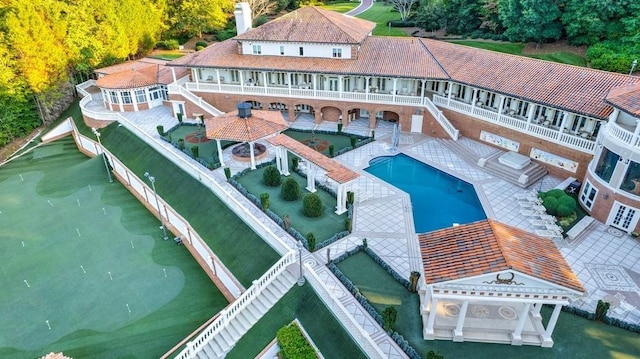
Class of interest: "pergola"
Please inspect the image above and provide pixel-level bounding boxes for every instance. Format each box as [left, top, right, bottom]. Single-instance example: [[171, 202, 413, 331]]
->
[[205, 103, 288, 169], [418, 219, 585, 347], [267, 134, 359, 214]]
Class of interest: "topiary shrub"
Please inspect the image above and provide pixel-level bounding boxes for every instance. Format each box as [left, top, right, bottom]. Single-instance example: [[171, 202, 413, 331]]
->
[[329, 144, 335, 157], [281, 178, 301, 201], [541, 189, 576, 216], [260, 192, 270, 211], [557, 195, 577, 216], [291, 156, 299, 171], [345, 218, 352, 232], [307, 232, 316, 252], [178, 138, 185, 150], [191, 145, 199, 159], [595, 299, 610, 321], [224, 167, 231, 180], [157, 39, 179, 50], [382, 306, 397, 332], [303, 193, 323, 217], [195, 46, 205, 51], [263, 165, 282, 187], [350, 135, 357, 148], [195, 40, 207, 48], [156, 125, 165, 136], [177, 112, 183, 123]]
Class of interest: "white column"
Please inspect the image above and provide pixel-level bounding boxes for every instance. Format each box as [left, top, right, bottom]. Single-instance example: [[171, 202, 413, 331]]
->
[[313, 74, 317, 97], [338, 75, 343, 98], [193, 69, 199, 83], [365, 77, 370, 100], [541, 304, 562, 347], [511, 302, 531, 345], [470, 89, 477, 111], [497, 95, 505, 117], [117, 91, 124, 112], [424, 297, 439, 339], [282, 149, 290, 176], [171, 68, 176, 82], [216, 69, 222, 91], [131, 90, 138, 111], [287, 73, 292, 95], [145, 88, 152, 108], [249, 141, 256, 169], [446, 82, 453, 106], [631, 120, 640, 145], [275, 147, 283, 173], [453, 300, 469, 342], [335, 183, 347, 214], [392, 78, 397, 102], [306, 164, 317, 192], [216, 139, 225, 167], [420, 80, 426, 102], [239, 71, 244, 93], [263, 72, 268, 91], [527, 104, 536, 123], [557, 112, 570, 140], [531, 302, 542, 318]]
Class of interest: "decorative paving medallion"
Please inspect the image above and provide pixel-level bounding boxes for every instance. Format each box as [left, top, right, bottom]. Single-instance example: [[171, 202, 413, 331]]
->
[[498, 306, 518, 320], [444, 304, 460, 317], [586, 264, 639, 292], [607, 227, 624, 237], [471, 305, 489, 319]]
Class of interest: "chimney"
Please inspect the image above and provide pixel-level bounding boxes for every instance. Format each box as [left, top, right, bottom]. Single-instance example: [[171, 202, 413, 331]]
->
[[238, 102, 252, 118], [234, 2, 252, 36]]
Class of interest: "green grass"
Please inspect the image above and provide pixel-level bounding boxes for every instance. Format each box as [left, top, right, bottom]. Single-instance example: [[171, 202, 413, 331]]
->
[[318, 1, 358, 13], [338, 252, 640, 359], [149, 52, 185, 61], [356, 3, 407, 37], [226, 284, 367, 359], [0, 138, 227, 358], [449, 40, 587, 67], [236, 167, 347, 243], [97, 123, 280, 287], [167, 124, 229, 165], [282, 129, 359, 156]]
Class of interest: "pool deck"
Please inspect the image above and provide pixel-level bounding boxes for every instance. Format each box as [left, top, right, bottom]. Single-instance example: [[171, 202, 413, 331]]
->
[[93, 102, 639, 353]]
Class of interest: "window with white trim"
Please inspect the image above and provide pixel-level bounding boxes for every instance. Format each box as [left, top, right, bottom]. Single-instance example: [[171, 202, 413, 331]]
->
[[580, 180, 598, 210], [252, 44, 261, 55], [135, 89, 146, 103], [332, 48, 342, 58], [121, 91, 132, 104], [231, 70, 239, 83], [109, 91, 118, 104]]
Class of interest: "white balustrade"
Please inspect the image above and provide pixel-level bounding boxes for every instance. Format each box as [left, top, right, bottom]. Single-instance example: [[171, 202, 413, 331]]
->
[[303, 265, 389, 359], [608, 122, 636, 146]]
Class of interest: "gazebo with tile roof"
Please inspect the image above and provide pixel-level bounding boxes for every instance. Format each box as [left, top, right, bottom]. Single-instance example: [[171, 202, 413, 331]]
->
[[418, 219, 584, 347], [267, 133, 359, 214], [205, 103, 288, 169]]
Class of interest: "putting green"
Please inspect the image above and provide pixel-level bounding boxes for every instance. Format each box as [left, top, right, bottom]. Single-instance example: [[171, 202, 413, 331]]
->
[[0, 169, 184, 351]]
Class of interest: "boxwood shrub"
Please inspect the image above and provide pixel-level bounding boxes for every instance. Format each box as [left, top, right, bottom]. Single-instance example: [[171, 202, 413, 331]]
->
[[263, 165, 282, 187], [303, 193, 323, 217], [281, 177, 301, 201]]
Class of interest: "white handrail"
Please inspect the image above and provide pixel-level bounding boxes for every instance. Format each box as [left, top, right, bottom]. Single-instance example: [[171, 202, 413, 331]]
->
[[173, 251, 296, 359], [168, 84, 223, 117], [423, 97, 459, 140]]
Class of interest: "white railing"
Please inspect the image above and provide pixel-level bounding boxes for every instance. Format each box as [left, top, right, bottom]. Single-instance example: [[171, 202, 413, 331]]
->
[[424, 97, 459, 140], [434, 95, 596, 154], [75, 80, 96, 99], [169, 85, 223, 117], [304, 265, 388, 359], [174, 251, 296, 359], [608, 122, 637, 147]]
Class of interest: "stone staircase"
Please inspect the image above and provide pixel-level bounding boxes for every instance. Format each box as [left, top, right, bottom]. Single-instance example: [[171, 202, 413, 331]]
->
[[439, 138, 548, 188], [194, 269, 297, 358]]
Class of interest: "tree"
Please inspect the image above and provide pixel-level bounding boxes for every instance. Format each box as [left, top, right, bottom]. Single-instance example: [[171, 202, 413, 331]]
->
[[390, 0, 418, 21], [415, 0, 445, 32], [177, 0, 233, 38], [441, 0, 482, 35], [245, 0, 279, 21], [478, 0, 503, 34], [499, 0, 562, 44]]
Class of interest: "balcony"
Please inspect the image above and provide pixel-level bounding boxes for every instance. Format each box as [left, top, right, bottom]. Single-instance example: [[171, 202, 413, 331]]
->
[[180, 81, 425, 107], [432, 95, 596, 154], [606, 121, 640, 149]]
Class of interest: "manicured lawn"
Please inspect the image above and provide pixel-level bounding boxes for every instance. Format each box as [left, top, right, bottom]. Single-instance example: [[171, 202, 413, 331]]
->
[[166, 124, 235, 166], [236, 167, 347, 243], [356, 3, 407, 37], [0, 138, 226, 359], [338, 252, 640, 359], [149, 52, 185, 61], [282, 129, 360, 157], [97, 123, 280, 287], [226, 284, 367, 359], [449, 40, 587, 67], [319, 1, 358, 13]]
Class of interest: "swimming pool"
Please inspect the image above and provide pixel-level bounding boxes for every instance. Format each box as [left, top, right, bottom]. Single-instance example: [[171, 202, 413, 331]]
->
[[365, 154, 486, 233]]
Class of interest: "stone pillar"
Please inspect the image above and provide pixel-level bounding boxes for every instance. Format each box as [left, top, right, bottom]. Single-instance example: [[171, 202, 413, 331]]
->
[[282, 149, 290, 175], [338, 75, 343, 98], [239, 71, 244, 93], [216, 69, 222, 91], [288, 107, 296, 122], [249, 141, 256, 169], [392, 78, 397, 102], [171, 68, 177, 83], [511, 302, 531, 345], [314, 110, 322, 124], [287, 73, 292, 96], [531, 302, 542, 318], [216, 140, 225, 167], [313, 74, 317, 97], [453, 300, 469, 342], [275, 147, 283, 173], [424, 296, 439, 339], [470, 89, 478, 111], [541, 304, 562, 347]]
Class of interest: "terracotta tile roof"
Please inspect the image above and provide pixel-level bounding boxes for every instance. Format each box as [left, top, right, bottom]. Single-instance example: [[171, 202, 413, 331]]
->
[[205, 109, 288, 142], [169, 36, 447, 79], [267, 134, 359, 184], [95, 58, 188, 89], [604, 82, 640, 117], [419, 219, 584, 293], [236, 6, 375, 44], [422, 39, 639, 119]]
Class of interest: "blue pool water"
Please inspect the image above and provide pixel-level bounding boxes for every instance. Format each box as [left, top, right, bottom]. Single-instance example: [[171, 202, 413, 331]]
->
[[365, 154, 486, 233]]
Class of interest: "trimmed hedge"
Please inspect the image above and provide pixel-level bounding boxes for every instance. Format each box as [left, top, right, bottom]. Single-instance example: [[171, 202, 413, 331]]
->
[[276, 322, 318, 359]]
